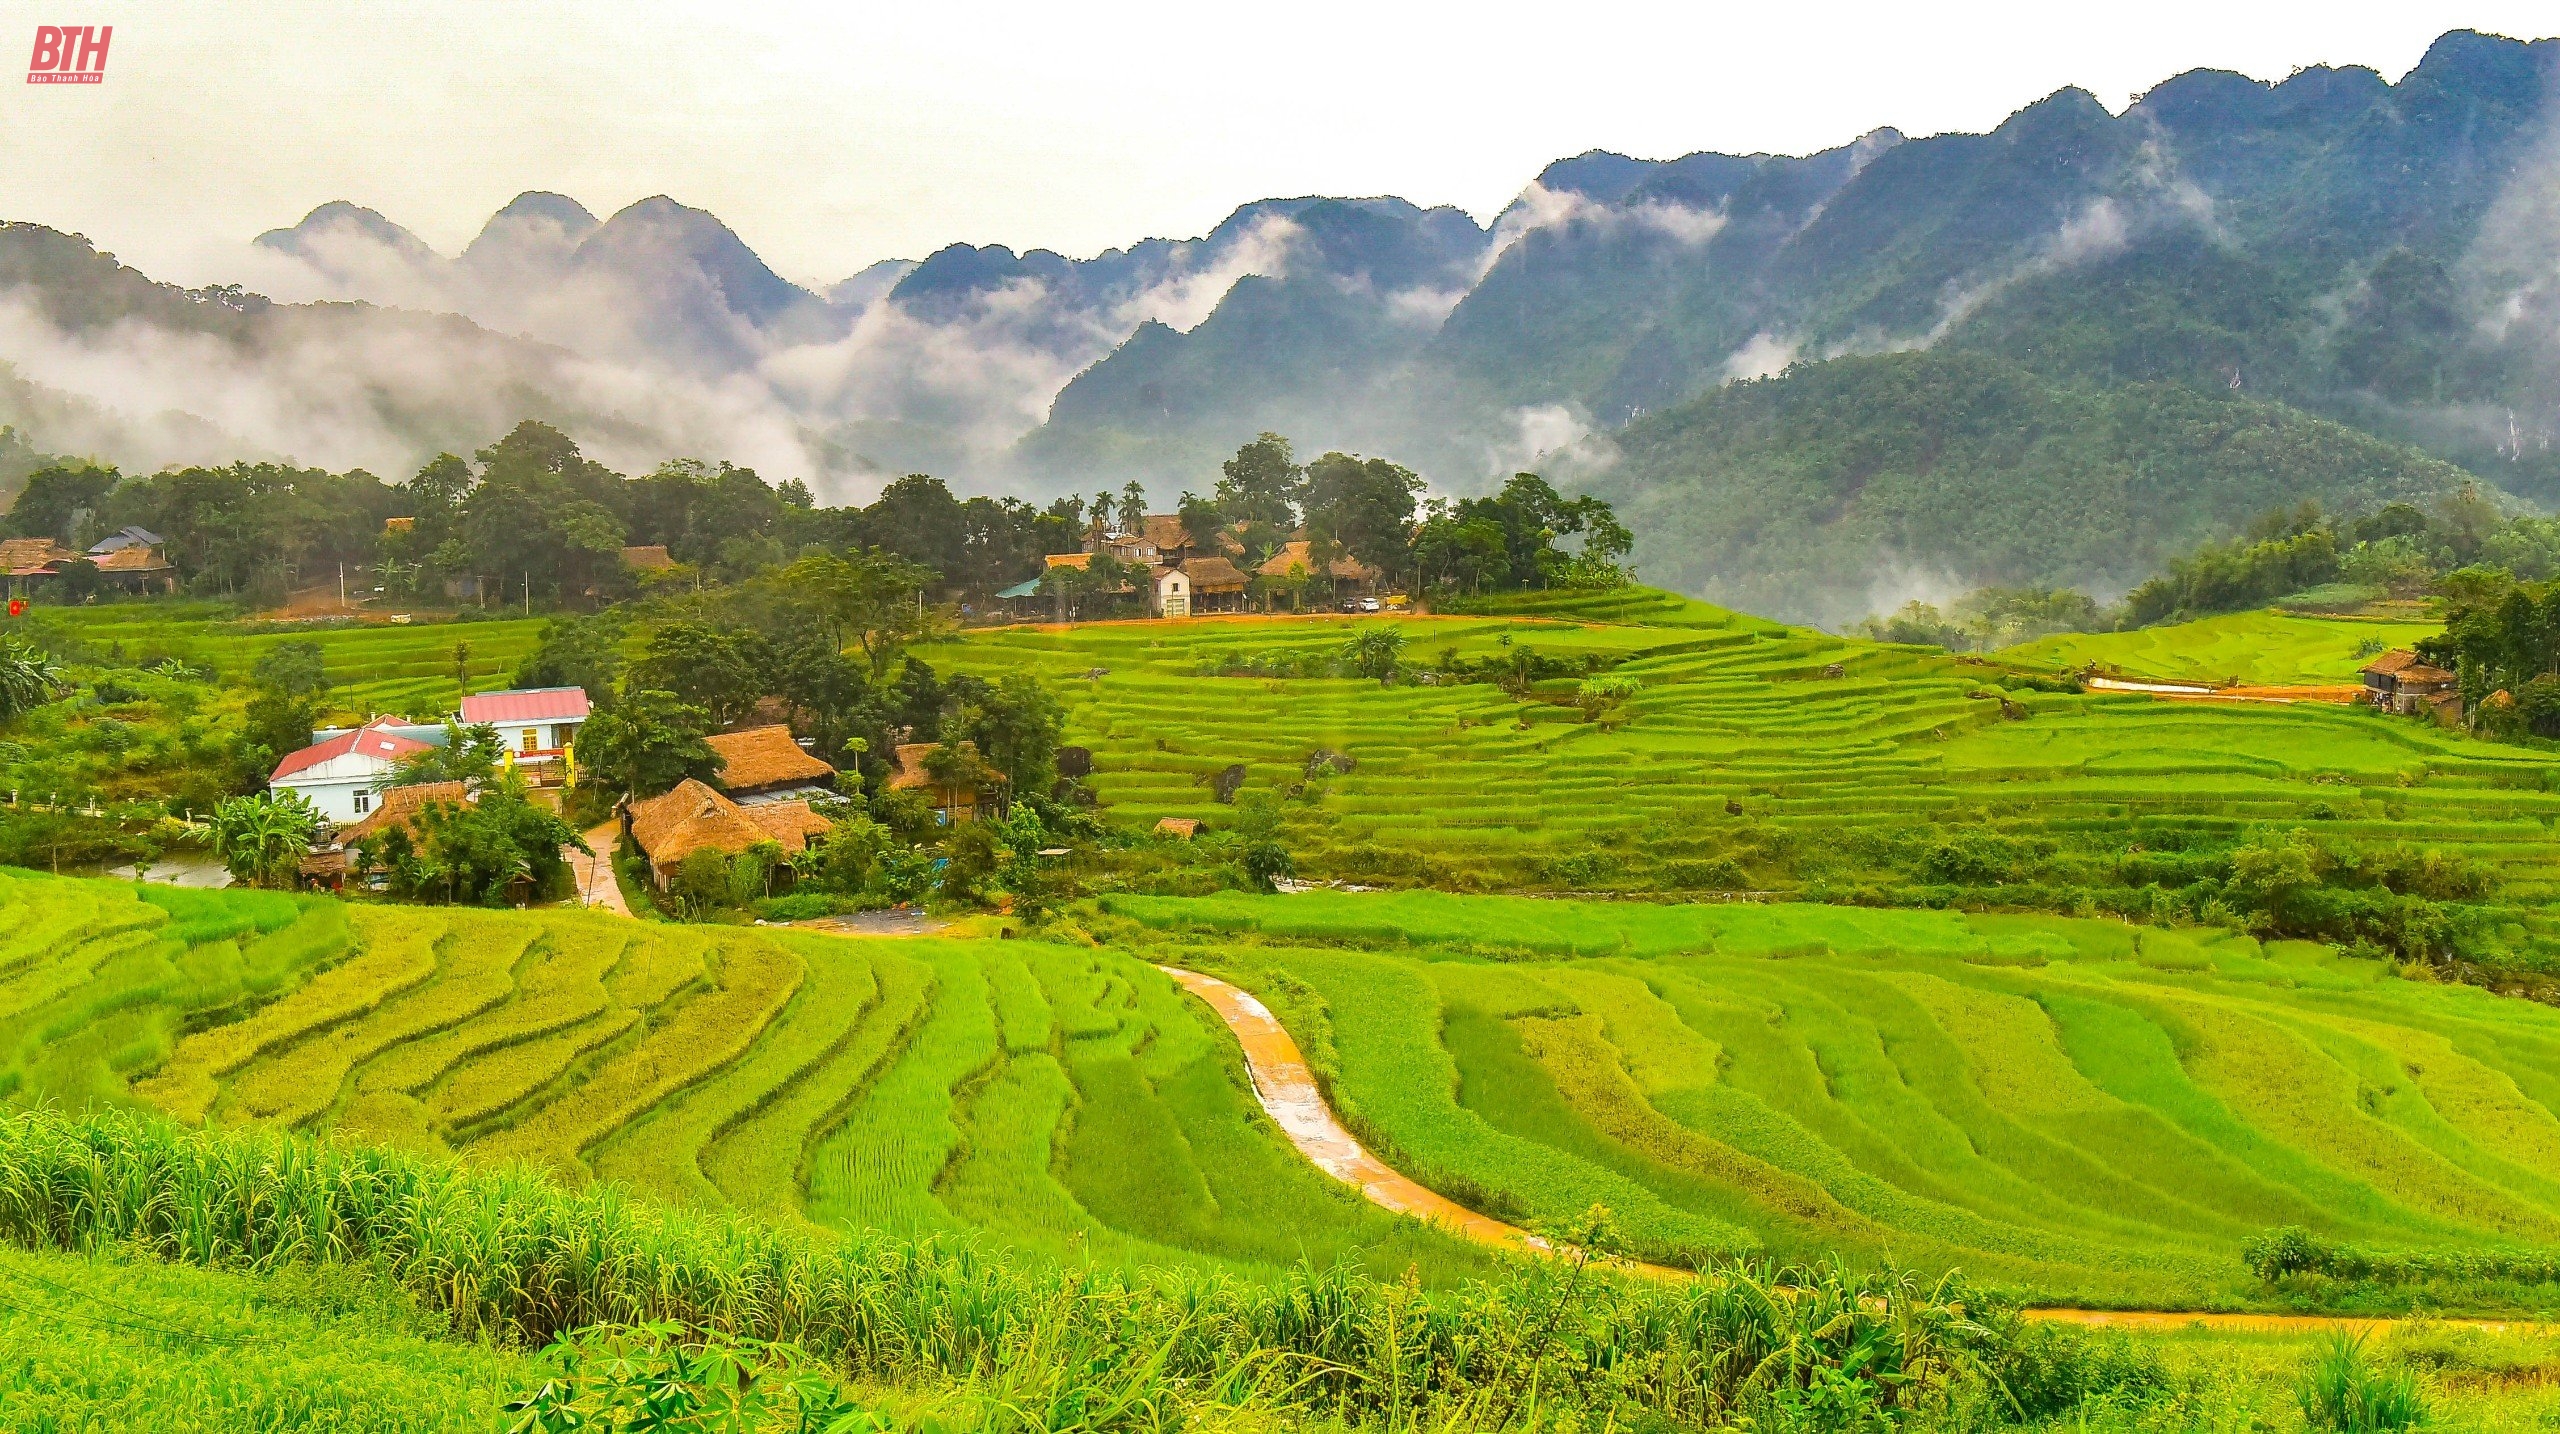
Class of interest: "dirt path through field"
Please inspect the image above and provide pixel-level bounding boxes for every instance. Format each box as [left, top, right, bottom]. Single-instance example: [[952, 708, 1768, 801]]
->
[[1157, 962, 2544, 1332], [2084, 675, 2364, 705], [568, 822, 629, 916], [1157, 965, 1565, 1258]]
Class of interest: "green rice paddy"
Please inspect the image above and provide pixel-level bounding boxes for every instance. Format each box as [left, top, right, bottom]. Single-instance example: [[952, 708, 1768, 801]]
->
[[1113, 887, 2560, 1305], [0, 869, 1491, 1285], [2002, 610, 2439, 686], [929, 597, 2560, 939], [24, 603, 546, 716]]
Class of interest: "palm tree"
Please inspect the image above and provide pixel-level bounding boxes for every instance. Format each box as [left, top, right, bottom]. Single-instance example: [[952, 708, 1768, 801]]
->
[[209, 791, 321, 888]]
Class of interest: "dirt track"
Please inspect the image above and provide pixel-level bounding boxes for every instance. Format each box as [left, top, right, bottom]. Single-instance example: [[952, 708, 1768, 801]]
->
[[1158, 962, 2542, 1333]]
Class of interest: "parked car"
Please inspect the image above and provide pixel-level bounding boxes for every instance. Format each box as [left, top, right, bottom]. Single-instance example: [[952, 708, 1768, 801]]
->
[[1359, 597, 1382, 613]]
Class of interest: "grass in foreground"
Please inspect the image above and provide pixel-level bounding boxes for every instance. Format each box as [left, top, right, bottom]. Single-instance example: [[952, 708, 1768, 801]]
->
[[0, 1105, 2131, 1433], [0, 1243, 533, 1433]]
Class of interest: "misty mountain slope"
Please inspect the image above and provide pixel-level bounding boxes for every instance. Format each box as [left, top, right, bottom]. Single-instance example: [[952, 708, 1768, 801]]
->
[[1424, 134, 1893, 422], [1030, 29, 2560, 509], [1013, 198, 1490, 483], [1575, 349, 2481, 629], [0, 222, 829, 479]]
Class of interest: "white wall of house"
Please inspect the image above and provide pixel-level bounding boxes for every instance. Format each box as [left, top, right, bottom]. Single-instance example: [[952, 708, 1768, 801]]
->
[[1153, 569, 1190, 617], [272, 753, 403, 824]]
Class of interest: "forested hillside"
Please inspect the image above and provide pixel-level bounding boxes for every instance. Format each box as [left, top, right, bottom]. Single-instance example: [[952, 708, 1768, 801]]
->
[[1580, 350, 2478, 626]]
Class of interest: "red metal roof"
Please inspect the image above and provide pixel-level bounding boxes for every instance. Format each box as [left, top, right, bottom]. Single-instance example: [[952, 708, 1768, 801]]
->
[[269, 718, 432, 782], [459, 687, 592, 724]]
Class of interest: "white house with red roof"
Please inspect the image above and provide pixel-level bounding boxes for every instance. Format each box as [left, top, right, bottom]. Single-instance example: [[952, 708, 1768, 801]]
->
[[268, 716, 435, 825], [458, 687, 591, 779]]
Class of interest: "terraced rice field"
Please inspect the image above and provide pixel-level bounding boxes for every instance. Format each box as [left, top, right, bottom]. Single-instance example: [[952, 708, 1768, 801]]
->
[[1114, 888, 2560, 1305], [2002, 610, 2440, 687], [0, 870, 1490, 1283], [27, 604, 546, 715], [933, 592, 2560, 932]]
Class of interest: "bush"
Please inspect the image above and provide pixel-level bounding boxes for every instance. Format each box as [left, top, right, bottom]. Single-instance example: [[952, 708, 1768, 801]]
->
[[750, 892, 839, 922]]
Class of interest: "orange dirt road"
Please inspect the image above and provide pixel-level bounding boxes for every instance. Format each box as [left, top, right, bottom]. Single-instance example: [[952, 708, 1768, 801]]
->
[[1159, 964, 1560, 1257], [1159, 963, 2543, 1333], [568, 821, 630, 917]]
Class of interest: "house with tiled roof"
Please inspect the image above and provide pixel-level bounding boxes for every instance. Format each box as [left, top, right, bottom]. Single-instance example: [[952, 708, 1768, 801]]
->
[[457, 687, 590, 784], [269, 716, 435, 824], [704, 725, 836, 804], [623, 777, 831, 886]]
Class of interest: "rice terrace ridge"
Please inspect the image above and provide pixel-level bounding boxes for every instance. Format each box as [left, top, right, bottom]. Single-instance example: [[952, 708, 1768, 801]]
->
[[14, 8, 2560, 1433]]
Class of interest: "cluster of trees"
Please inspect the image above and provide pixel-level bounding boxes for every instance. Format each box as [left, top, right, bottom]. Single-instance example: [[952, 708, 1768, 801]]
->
[[1858, 487, 2560, 652], [2, 421, 1089, 610], [1861, 588, 2106, 652], [4, 419, 1636, 616], [2420, 577, 2560, 739]]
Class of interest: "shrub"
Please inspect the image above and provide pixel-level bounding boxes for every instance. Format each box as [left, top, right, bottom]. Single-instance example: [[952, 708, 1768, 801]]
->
[[2297, 1334, 2429, 1432]]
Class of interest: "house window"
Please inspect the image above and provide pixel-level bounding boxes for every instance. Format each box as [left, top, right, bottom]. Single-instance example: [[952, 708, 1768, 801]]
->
[[352, 791, 371, 815], [520, 728, 538, 754]]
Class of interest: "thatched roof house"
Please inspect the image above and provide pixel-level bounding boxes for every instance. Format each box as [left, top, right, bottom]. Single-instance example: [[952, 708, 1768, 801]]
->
[[625, 778, 830, 884], [705, 725, 836, 803], [887, 741, 988, 824]]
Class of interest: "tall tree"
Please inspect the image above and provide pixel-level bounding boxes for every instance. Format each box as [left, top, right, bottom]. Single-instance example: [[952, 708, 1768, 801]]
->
[[576, 690, 719, 801], [1301, 452, 1423, 577], [241, 641, 329, 762], [1216, 433, 1304, 528]]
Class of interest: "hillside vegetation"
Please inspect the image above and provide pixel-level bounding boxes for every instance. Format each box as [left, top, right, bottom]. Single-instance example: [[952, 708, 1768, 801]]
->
[[1575, 350, 2482, 627]]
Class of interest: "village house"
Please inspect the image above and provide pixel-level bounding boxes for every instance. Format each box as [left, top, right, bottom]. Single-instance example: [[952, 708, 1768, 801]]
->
[[1255, 540, 1381, 608], [268, 716, 437, 824], [0, 537, 74, 590], [704, 724, 837, 805], [85, 527, 179, 593], [1169, 554, 1249, 614], [623, 777, 831, 887], [0, 529, 180, 595], [1149, 563, 1191, 617], [2361, 650, 2463, 722], [458, 687, 590, 785], [887, 741, 988, 824]]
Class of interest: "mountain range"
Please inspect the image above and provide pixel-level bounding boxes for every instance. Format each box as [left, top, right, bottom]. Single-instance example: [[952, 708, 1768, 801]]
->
[[0, 27, 2556, 622]]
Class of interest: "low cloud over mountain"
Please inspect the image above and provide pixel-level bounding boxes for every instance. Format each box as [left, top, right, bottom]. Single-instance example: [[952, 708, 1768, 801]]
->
[[3, 27, 2560, 614]]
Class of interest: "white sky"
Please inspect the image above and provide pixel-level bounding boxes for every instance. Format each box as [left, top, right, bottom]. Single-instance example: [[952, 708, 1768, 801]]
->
[[0, 2, 2553, 288]]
